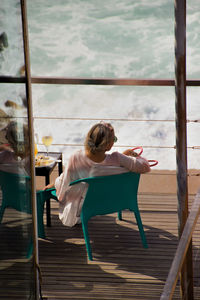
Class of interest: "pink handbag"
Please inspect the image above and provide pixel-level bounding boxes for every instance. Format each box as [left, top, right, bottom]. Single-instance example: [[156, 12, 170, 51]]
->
[[131, 146, 158, 167]]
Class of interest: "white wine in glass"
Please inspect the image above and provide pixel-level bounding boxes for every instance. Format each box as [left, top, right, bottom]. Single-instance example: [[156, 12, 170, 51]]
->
[[42, 135, 53, 157]]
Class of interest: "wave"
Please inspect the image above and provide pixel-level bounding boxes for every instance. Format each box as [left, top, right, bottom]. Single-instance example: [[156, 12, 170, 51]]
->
[[0, 0, 200, 170]]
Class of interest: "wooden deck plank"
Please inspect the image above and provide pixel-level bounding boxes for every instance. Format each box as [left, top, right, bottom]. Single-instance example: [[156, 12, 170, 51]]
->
[[37, 193, 183, 299], [1, 192, 200, 299]]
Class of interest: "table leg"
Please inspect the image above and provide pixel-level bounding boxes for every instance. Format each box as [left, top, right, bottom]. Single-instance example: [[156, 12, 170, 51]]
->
[[58, 159, 63, 175], [45, 175, 51, 227], [58, 154, 63, 175]]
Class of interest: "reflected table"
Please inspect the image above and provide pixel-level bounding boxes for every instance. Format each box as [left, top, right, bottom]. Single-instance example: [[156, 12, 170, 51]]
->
[[35, 152, 63, 226]]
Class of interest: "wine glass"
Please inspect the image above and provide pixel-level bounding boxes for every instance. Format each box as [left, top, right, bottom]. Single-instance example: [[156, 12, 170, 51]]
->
[[42, 134, 53, 158], [34, 143, 38, 156], [34, 133, 39, 156]]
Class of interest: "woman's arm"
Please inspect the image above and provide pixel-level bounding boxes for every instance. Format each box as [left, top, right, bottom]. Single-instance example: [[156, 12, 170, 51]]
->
[[118, 152, 151, 173], [43, 182, 55, 190]]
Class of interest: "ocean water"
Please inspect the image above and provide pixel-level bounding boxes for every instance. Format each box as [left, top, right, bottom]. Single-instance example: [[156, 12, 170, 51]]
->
[[0, 0, 200, 169]]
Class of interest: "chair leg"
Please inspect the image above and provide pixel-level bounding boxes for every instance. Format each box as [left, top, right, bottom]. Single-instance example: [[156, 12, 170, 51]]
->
[[134, 211, 148, 248], [0, 204, 6, 223], [26, 239, 33, 259], [81, 217, 93, 261], [36, 193, 46, 239], [118, 211, 122, 220]]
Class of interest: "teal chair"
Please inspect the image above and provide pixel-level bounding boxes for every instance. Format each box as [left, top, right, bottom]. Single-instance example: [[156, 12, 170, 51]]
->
[[0, 170, 32, 221], [70, 172, 148, 261], [36, 188, 58, 238], [0, 170, 33, 257], [0, 170, 57, 240]]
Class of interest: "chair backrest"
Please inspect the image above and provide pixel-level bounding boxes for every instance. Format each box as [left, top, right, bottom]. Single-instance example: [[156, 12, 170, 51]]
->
[[70, 172, 140, 221], [0, 170, 32, 214]]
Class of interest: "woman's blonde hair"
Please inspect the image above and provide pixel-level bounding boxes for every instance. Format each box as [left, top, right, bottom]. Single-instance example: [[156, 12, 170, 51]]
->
[[84, 122, 114, 154]]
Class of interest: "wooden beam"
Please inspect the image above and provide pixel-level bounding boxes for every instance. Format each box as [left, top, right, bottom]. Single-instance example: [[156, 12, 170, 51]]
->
[[20, 0, 39, 298], [31, 77, 175, 86], [0, 76, 26, 83], [174, 0, 194, 298], [160, 190, 200, 300], [1, 76, 200, 86]]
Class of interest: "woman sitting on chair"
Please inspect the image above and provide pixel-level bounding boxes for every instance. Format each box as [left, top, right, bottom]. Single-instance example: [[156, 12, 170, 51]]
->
[[44, 122, 150, 227]]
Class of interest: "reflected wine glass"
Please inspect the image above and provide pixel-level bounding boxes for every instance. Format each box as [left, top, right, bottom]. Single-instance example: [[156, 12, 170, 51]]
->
[[34, 133, 39, 156], [42, 134, 53, 158]]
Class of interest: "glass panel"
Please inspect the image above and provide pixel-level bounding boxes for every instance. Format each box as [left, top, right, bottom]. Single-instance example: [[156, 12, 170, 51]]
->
[[0, 89, 34, 297], [187, 87, 200, 169], [187, 122, 200, 148], [0, 0, 24, 76], [185, 87, 200, 170], [188, 147, 200, 170], [187, 0, 200, 79], [33, 84, 176, 169], [187, 87, 200, 120], [32, 85, 175, 120], [27, 0, 174, 79], [187, 123, 200, 170]]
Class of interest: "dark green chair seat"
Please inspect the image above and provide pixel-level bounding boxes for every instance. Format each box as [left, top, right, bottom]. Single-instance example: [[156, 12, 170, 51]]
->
[[36, 188, 58, 238]]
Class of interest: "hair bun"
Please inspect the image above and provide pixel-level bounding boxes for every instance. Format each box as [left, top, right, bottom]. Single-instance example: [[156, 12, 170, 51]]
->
[[87, 139, 97, 153], [85, 122, 114, 154]]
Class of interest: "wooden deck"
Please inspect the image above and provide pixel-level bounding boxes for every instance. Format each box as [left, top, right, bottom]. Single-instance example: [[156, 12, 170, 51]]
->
[[37, 192, 200, 300], [1, 192, 200, 299]]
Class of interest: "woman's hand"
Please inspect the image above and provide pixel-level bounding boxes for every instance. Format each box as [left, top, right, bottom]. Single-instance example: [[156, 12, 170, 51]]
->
[[43, 183, 55, 190], [123, 149, 139, 157]]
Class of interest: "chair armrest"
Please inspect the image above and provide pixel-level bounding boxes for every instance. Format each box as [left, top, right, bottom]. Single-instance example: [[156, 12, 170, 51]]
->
[[37, 188, 58, 201], [48, 188, 58, 200]]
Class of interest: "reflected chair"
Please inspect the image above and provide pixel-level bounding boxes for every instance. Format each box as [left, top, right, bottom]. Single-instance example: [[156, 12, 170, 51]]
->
[[70, 172, 148, 261], [0, 170, 58, 240], [0, 170, 32, 221], [0, 170, 33, 257], [36, 188, 58, 238]]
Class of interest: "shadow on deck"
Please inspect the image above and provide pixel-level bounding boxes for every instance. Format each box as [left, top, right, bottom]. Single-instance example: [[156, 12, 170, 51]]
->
[[38, 193, 200, 300]]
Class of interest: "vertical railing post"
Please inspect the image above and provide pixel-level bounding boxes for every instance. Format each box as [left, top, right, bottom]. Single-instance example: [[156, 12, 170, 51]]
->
[[21, 0, 39, 298], [174, 0, 193, 299]]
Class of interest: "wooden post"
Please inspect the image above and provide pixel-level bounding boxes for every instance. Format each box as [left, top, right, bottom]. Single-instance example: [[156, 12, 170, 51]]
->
[[161, 190, 200, 300], [21, 0, 39, 298], [174, 0, 194, 299]]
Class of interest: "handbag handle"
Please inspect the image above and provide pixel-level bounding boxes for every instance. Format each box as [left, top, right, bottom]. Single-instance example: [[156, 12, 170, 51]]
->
[[131, 147, 158, 167], [148, 160, 158, 167], [131, 146, 143, 156]]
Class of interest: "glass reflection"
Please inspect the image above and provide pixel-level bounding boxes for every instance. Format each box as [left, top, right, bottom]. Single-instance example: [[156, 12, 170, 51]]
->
[[0, 84, 29, 176], [0, 0, 24, 76], [32, 84, 176, 170], [0, 121, 30, 174], [27, 0, 174, 78], [0, 84, 34, 298]]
